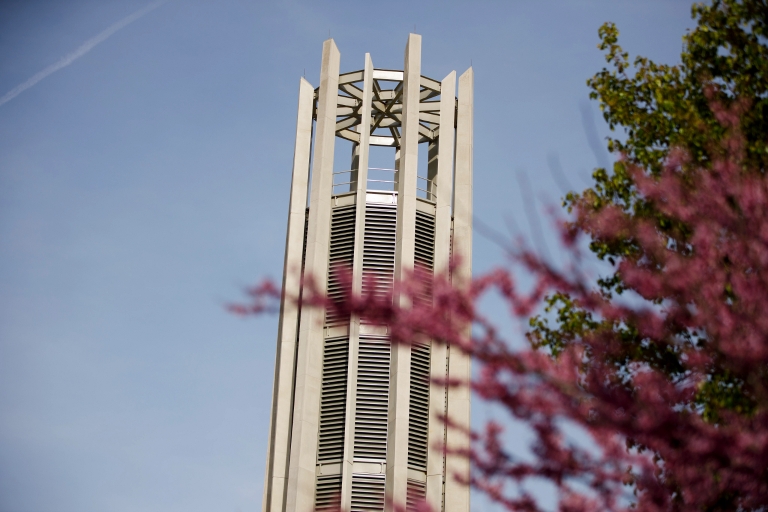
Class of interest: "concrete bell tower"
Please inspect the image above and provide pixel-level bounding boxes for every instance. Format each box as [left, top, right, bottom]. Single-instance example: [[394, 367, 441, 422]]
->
[[262, 34, 473, 512]]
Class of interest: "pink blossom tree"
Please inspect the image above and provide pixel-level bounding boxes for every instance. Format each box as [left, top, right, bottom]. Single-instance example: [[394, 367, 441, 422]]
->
[[233, 100, 768, 510]]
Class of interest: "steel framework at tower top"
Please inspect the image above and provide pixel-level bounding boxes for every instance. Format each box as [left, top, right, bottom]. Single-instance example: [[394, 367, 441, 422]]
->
[[262, 34, 473, 512]]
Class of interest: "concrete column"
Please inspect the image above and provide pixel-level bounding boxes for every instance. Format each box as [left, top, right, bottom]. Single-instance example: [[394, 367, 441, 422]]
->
[[262, 76, 315, 512], [445, 67, 473, 512], [340, 53, 374, 511], [386, 33, 421, 511], [427, 141, 438, 201], [285, 39, 340, 512], [350, 143, 360, 193], [425, 71, 456, 512]]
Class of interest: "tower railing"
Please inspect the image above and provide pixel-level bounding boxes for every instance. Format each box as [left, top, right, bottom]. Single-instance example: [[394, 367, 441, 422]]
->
[[332, 168, 436, 202]]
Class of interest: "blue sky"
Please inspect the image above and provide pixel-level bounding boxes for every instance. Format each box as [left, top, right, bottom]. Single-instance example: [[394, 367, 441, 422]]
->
[[0, 1, 694, 511]]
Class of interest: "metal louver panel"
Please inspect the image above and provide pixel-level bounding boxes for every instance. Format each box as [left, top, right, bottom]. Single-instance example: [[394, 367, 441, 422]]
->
[[317, 337, 350, 463], [409, 210, 435, 471], [351, 474, 386, 512], [354, 337, 391, 461], [362, 202, 397, 304], [350, 199, 396, 511], [406, 479, 427, 512], [408, 341, 430, 470], [326, 204, 356, 325], [315, 474, 342, 512], [414, 210, 435, 305]]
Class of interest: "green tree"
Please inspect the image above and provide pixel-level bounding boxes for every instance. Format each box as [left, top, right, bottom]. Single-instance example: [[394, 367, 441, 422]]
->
[[531, 0, 768, 422]]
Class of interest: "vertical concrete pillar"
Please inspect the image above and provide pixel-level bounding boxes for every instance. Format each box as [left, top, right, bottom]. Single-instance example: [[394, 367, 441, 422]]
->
[[263, 76, 315, 512], [285, 39, 340, 512], [445, 67, 473, 512], [350, 143, 361, 193], [427, 141, 438, 201], [425, 71, 456, 512], [340, 53, 374, 510], [386, 33, 421, 510]]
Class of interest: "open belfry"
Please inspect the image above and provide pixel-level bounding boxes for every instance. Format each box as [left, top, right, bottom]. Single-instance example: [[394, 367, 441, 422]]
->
[[262, 34, 473, 512]]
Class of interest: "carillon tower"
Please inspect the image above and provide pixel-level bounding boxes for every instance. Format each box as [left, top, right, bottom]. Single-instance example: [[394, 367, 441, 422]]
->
[[262, 34, 473, 512]]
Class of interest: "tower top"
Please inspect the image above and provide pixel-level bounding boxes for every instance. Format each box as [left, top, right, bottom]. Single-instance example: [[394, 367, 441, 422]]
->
[[317, 65, 445, 148], [312, 34, 468, 150]]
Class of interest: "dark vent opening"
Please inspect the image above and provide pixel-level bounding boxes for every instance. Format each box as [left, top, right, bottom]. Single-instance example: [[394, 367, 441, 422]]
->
[[326, 205, 356, 325], [406, 479, 427, 512], [414, 210, 435, 305], [354, 337, 390, 462], [408, 341, 430, 471], [317, 337, 350, 463], [362, 202, 397, 309], [351, 474, 386, 512], [315, 474, 342, 512]]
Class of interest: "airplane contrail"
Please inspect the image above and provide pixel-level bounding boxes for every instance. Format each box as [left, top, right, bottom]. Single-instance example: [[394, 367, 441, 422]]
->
[[0, 0, 167, 108]]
